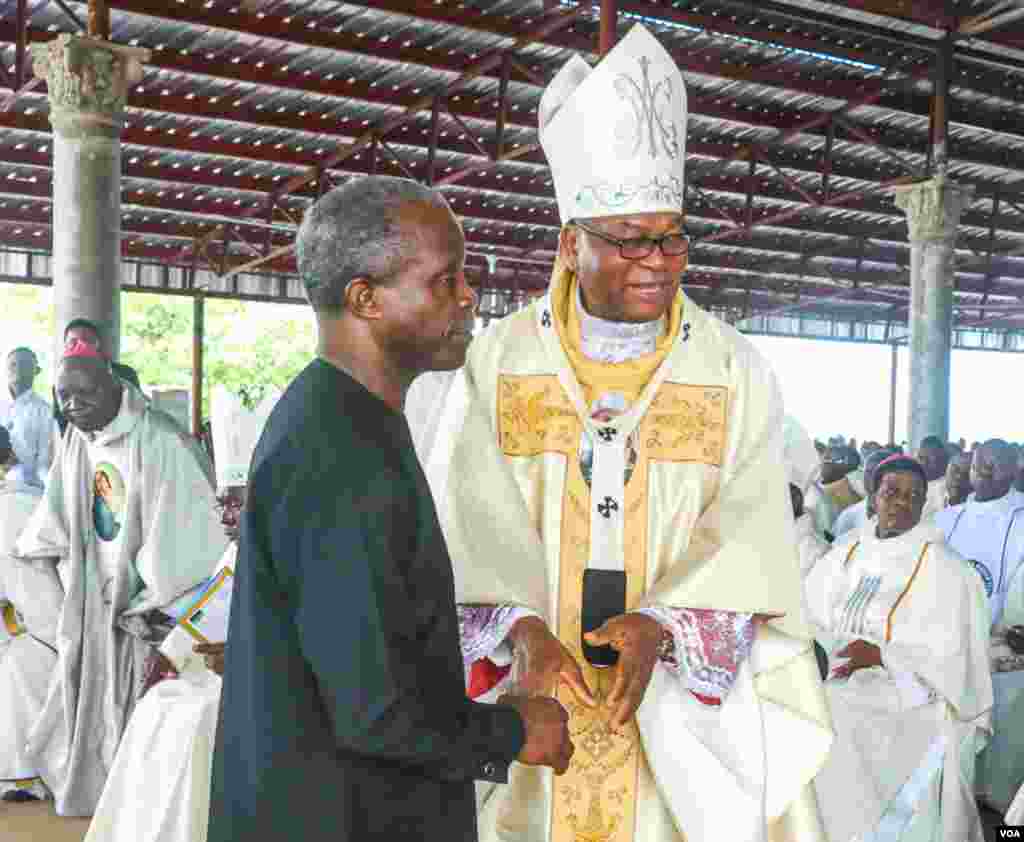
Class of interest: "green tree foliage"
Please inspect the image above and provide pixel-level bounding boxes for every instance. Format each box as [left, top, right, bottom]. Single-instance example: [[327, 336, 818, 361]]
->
[[0, 283, 315, 420], [120, 293, 315, 418]]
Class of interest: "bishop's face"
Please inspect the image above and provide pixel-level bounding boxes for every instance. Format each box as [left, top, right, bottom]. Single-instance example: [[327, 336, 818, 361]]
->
[[563, 212, 689, 324], [56, 358, 122, 432], [874, 471, 925, 539]]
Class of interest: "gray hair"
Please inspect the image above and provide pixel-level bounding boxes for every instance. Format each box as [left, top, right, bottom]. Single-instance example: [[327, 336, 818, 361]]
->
[[296, 176, 449, 315]]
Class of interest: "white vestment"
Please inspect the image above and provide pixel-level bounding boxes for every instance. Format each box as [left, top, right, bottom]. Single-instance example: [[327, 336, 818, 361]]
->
[[1007, 782, 1024, 825], [84, 541, 238, 842], [936, 493, 1024, 813], [935, 492, 1024, 629], [0, 480, 61, 798], [923, 477, 949, 521], [413, 287, 832, 842], [794, 512, 829, 578], [805, 520, 993, 842], [13, 386, 227, 816], [833, 499, 869, 540]]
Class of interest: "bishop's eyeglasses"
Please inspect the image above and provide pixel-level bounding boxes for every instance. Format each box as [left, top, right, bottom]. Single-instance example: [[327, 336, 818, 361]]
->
[[573, 221, 691, 261]]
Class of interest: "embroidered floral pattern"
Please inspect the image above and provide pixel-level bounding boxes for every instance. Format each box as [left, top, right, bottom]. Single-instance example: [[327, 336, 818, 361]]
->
[[638, 605, 755, 701], [456, 603, 537, 671]]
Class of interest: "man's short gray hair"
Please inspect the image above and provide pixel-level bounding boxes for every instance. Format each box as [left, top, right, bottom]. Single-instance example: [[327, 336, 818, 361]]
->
[[296, 176, 449, 315]]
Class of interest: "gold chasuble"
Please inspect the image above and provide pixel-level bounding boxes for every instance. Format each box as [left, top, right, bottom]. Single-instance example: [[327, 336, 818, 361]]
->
[[415, 266, 833, 842], [499, 269, 727, 842]]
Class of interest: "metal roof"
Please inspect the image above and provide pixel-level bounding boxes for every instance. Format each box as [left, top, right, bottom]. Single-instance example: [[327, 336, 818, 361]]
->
[[1, 0, 1024, 335]]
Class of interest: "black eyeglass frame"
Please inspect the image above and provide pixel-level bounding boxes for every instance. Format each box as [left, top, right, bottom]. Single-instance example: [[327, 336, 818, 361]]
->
[[573, 221, 691, 261]]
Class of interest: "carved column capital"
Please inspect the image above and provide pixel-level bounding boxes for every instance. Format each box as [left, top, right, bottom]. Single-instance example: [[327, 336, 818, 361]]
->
[[892, 175, 975, 244], [31, 34, 150, 139]]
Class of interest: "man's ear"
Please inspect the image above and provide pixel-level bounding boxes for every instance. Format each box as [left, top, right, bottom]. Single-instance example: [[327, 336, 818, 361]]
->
[[343, 278, 382, 320], [559, 225, 579, 272]]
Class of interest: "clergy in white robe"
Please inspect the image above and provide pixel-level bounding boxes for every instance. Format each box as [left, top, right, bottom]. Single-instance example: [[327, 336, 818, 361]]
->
[[410, 24, 831, 842], [944, 450, 973, 509], [832, 448, 899, 541], [0, 450, 61, 802], [936, 440, 1024, 629], [82, 386, 278, 842], [935, 439, 1024, 813], [806, 455, 993, 842], [11, 342, 227, 816]]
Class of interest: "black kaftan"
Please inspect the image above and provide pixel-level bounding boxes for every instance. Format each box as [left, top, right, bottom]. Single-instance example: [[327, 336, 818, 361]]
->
[[208, 359, 524, 842]]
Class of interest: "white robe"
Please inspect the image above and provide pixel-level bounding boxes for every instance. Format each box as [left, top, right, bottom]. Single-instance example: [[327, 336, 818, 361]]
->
[[936, 492, 1024, 814], [805, 520, 993, 842], [0, 480, 61, 797], [84, 541, 238, 842], [922, 477, 948, 522], [832, 499, 869, 541], [793, 512, 829, 578], [12, 386, 228, 816], [1007, 782, 1024, 825], [935, 492, 1024, 630], [413, 289, 832, 842]]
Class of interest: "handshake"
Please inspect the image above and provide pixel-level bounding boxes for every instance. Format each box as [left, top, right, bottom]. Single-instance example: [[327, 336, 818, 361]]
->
[[493, 613, 664, 775]]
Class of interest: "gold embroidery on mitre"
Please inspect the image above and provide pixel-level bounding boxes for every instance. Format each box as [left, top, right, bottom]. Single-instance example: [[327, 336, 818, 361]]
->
[[497, 375, 730, 842]]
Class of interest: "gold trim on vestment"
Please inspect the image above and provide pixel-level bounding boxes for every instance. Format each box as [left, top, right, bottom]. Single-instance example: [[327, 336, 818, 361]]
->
[[885, 543, 929, 644], [499, 375, 727, 842]]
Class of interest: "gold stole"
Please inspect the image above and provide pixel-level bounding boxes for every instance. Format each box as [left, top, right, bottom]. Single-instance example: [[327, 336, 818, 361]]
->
[[496, 271, 728, 842]]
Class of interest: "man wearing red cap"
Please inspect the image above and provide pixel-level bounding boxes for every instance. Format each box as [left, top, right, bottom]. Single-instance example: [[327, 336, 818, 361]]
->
[[805, 455, 993, 842], [5, 339, 227, 815]]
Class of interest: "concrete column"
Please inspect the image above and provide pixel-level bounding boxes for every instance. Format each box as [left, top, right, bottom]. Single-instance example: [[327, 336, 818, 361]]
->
[[31, 34, 148, 362], [893, 174, 973, 448]]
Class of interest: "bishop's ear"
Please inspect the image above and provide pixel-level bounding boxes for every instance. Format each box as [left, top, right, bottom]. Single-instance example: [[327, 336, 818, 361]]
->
[[558, 226, 579, 273], [343, 277, 382, 320]]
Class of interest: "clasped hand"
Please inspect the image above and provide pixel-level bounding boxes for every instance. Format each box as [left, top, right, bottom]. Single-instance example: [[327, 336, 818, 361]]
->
[[510, 613, 663, 732], [830, 639, 883, 679]]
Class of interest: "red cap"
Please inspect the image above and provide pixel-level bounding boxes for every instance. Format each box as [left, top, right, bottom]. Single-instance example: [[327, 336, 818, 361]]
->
[[62, 337, 107, 361]]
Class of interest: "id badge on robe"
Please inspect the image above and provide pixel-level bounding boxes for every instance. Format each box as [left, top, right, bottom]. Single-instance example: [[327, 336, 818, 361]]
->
[[582, 427, 628, 667]]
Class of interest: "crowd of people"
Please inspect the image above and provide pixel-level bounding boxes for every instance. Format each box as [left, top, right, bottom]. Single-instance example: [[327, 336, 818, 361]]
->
[[0, 20, 1021, 842]]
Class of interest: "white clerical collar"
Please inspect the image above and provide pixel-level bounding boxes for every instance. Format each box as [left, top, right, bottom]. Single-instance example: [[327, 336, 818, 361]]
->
[[576, 281, 666, 364], [858, 517, 943, 554], [85, 383, 146, 446]]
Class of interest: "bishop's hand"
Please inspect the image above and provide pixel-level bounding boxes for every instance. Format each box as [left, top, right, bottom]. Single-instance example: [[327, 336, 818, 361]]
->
[[508, 616, 595, 707], [584, 613, 663, 731]]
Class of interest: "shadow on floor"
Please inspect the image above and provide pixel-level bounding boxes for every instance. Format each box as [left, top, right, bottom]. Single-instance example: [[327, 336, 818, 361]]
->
[[0, 799, 90, 842]]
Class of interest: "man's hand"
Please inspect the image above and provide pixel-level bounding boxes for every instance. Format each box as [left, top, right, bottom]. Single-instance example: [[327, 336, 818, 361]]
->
[[194, 642, 226, 676], [498, 694, 575, 775], [584, 613, 663, 731], [508, 616, 595, 707], [831, 639, 883, 679]]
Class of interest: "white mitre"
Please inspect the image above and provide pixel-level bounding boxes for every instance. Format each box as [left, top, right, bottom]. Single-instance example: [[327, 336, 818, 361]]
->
[[539, 23, 687, 223], [211, 386, 280, 489]]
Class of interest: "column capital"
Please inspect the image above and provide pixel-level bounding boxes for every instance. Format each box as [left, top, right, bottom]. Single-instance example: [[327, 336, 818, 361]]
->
[[31, 34, 150, 139], [892, 174, 975, 243]]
